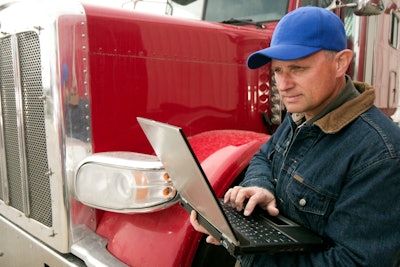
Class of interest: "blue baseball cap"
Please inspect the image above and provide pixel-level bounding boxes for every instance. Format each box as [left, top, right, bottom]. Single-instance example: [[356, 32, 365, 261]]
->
[[247, 6, 347, 69]]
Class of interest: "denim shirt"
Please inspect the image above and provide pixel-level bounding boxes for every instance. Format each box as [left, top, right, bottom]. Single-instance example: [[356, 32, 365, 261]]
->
[[240, 81, 400, 267]]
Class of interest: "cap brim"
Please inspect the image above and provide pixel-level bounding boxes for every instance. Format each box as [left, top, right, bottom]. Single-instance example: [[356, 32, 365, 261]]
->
[[247, 45, 322, 69]]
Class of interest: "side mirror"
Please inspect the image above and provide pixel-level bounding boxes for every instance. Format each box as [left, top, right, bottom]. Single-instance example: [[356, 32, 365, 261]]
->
[[326, 0, 385, 16], [171, 0, 196, 5], [0, 1, 18, 11], [353, 0, 385, 16]]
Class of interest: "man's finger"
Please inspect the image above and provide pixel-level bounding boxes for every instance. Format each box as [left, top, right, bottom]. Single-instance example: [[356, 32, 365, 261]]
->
[[243, 195, 258, 216], [190, 211, 220, 245]]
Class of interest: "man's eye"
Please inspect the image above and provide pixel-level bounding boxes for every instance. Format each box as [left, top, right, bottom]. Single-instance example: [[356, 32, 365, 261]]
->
[[292, 66, 305, 72], [273, 68, 282, 74]]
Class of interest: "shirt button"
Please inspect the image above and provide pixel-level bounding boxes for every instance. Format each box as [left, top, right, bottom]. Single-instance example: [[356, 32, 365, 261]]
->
[[299, 198, 307, 207]]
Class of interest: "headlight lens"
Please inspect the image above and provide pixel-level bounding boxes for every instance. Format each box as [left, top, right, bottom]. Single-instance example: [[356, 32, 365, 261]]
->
[[74, 152, 178, 213]]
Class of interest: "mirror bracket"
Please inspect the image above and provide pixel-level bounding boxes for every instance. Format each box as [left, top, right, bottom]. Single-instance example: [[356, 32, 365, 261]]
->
[[326, 0, 385, 16]]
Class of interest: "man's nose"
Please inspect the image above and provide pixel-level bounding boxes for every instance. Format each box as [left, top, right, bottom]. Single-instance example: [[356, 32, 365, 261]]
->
[[275, 72, 294, 91]]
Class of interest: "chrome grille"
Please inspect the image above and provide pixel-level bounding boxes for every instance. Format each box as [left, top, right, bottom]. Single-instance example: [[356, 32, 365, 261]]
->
[[0, 31, 52, 227]]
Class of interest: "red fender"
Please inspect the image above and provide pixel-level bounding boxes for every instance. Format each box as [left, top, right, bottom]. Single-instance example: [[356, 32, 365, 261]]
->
[[188, 130, 270, 196], [96, 130, 270, 267]]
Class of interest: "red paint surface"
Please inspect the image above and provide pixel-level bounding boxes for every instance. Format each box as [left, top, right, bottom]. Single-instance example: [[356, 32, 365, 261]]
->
[[77, 3, 276, 266], [82, 4, 275, 154]]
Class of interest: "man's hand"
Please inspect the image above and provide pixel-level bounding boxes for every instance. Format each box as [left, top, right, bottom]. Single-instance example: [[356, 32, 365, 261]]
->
[[224, 186, 279, 216], [190, 210, 221, 245], [189, 186, 279, 245]]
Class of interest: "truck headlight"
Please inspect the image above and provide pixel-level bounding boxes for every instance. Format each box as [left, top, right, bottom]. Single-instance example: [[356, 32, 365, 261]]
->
[[74, 152, 178, 213]]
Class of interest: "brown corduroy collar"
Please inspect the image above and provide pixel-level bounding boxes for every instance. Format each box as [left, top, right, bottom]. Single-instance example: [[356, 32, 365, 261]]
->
[[313, 82, 375, 133]]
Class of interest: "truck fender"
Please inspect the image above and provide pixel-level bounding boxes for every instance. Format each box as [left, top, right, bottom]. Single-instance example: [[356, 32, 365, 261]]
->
[[95, 130, 270, 267], [188, 130, 270, 196]]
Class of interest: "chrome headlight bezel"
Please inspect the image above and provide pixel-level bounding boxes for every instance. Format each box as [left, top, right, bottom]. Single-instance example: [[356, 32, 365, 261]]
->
[[74, 152, 179, 213]]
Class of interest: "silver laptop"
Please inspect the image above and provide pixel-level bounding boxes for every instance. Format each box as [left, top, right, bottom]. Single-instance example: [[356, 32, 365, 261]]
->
[[137, 117, 328, 255]]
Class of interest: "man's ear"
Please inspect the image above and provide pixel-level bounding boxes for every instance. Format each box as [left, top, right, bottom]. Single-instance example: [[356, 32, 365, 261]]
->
[[335, 49, 353, 77]]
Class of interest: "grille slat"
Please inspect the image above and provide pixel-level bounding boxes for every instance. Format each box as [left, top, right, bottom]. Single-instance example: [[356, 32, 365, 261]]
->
[[0, 31, 52, 227]]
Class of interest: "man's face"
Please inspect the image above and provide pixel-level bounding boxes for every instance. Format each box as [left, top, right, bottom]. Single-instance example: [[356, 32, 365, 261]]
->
[[271, 50, 344, 120]]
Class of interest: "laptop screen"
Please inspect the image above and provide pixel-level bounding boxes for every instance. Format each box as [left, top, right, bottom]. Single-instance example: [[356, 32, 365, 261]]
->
[[137, 117, 238, 244]]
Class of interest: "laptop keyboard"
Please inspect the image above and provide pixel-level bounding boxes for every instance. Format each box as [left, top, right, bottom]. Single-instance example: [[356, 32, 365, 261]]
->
[[220, 201, 294, 244]]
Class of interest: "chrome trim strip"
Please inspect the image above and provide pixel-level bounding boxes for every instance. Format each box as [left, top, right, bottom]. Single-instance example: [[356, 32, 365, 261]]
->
[[10, 34, 30, 217], [71, 226, 129, 267], [0, 64, 9, 204]]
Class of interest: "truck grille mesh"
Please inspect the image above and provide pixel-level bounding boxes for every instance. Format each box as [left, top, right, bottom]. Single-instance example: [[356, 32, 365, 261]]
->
[[0, 31, 52, 227]]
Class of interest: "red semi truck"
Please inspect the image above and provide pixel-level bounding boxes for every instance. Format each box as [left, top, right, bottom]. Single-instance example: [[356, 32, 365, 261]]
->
[[0, 0, 398, 266]]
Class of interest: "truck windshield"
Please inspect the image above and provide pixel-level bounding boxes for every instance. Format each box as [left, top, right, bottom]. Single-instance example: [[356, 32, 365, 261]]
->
[[205, 0, 288, 22], [170, 0, 288, 23]]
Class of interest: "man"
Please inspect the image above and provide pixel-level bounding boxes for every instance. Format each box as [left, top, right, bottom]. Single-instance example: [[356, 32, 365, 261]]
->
[[190, 6, 400, 267]]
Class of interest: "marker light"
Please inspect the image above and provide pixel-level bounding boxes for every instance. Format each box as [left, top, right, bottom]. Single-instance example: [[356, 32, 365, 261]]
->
[[74, 152, 178, 213], [270, 74, 283, 125]]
